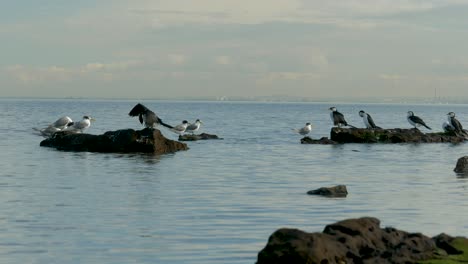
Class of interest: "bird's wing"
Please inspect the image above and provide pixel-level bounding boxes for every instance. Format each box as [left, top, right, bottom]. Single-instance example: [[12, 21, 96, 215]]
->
[[334, 112, 346, 123], [129, 103, 149, 116], [452, 118, 463, 131], [409, 115, 426, 125], [367, 114, 377, 128], [186, 123, 197, 130]]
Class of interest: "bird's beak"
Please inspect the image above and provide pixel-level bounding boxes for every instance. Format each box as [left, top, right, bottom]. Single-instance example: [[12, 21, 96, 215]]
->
[[91, 118, 96, 122]]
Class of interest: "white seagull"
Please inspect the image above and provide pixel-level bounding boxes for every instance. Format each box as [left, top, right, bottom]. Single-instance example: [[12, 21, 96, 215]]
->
[[292, 122, 313, 136], [185, 119, 203, 134], [63, 116, 95, 133], [33, 116, 73, 137], [169, 120, 189, 135]]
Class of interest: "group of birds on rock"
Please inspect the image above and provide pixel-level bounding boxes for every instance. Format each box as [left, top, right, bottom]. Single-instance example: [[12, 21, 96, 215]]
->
[[293, 106, 467, 138], [36, 103, 203, 138], [34, 116, 95, 137], [128, 103, 202, 135]]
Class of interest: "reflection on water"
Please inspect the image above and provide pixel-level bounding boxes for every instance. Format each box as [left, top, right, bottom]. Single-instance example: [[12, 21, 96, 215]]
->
[[0, 99, 467, 263]]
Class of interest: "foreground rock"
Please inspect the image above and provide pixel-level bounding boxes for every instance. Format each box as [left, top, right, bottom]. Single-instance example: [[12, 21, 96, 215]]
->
[[257, 217, 468, 264], [307, 185, 348, 197], [40, 128, 188, 154], [178, 133, 222, 141], [454, 156, 468, 174], [331, 127, 466, 143]]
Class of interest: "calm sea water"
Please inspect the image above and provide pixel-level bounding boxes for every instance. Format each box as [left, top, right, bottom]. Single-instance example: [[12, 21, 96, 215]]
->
[[0, 99, 468, 264]]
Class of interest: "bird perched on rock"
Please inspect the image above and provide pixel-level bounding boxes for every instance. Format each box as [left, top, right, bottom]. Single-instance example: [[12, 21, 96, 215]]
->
[[128, 103, 172, 129], [359, 110, 380, 129], [442, 121, 455, 133], [329, 107, 355, 128], [292, 122, 312, 136], [169, 120, 189, 134], [185, 119, 203, 134], [447, 112, 464, 133], [63, 116, 95, 133], [33, 116, 74, 137], [407, 111, 431, 130]]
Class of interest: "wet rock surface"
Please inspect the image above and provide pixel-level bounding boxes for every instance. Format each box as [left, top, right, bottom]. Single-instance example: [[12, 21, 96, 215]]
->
[[454, 156, 468, 174], [301, 136, 338, 145], [178, 133, 222, 141], [330, 127, 466, 143], [40, 128, 188, 154], [307, 185, 348, 198], [257, 217, 468, 264]]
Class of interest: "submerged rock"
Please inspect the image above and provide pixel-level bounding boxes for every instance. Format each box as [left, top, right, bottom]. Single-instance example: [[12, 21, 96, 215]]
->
[[330, 127, 466, 143], [301, 137, 338, 145], [40, 128, 188, 154], [257, 217, 468, 264], [307, 185, 348, 198], [178, 133, 222, 141], [454, 156, 468, 174]]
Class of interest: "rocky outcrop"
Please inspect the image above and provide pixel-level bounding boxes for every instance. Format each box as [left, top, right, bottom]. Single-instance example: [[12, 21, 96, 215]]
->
[[330, 127, 466, 143], [307, 185, 348, 198], [178, 133, 222, 141], [301, 137, 338, 145], [257, 217, 467, 264], [454, 156, 468, 174], [40, 128, 188, 154]]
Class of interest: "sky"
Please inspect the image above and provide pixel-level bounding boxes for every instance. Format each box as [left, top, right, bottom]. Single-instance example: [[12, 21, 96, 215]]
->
[[2, 0, 468, 100]]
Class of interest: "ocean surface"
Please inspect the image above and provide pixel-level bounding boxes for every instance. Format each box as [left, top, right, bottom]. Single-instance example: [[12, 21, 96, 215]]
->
[[0, 99, 468, 264]]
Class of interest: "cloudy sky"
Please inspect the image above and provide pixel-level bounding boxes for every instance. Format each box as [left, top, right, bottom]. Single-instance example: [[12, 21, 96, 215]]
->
[[2, 1, 468, 100]]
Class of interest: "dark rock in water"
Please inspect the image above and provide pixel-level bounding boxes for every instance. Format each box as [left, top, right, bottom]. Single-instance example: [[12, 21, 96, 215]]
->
[[257, 217, 441, 264], [40, 128, 188, 154], [178, 133, 222, 141], [454, 156, 468, 174], [307, 185, 348, 198], [301, 136, 338, 145], [331, 127, 466, 143]]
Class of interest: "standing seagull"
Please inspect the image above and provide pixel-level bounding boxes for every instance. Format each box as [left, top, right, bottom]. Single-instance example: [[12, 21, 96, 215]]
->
[[292, 122, 312, 136], [128, 103, 173, 129], [169, 120, 189, 135], [185, 119, 203, 134], [329, 107, 355, 128], [407, 111, 431, 130], [63, 116, 95, 133], [358, 110, 380, 129]]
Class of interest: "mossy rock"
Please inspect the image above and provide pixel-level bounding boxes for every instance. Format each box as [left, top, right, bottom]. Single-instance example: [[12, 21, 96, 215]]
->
[[420, 238, 468, 263]]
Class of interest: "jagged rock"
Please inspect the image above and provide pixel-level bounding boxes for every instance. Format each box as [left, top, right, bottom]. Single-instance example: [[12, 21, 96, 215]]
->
[[178, 133, 222, 141], [307, 185, 348, 197], [454, 156, 468, 174], [257, 217, 442, 264], [40, 128, 188, 154], [331, 127, 466, 143], [301, 137, 338, 145]]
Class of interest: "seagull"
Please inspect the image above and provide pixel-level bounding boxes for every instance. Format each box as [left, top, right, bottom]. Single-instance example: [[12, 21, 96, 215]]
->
[[442, 121, 455, 133], [51, 116, 73, 130], [33, 116, 74, 137], [292, 122, 313, 136], [169, 120, 189, 135], [358, 110, 380, 129], [185, 119, 203, 134], [63, 116, 95, 133], [407, 111, 431, 130], [128, 103, 173, 129], [329, 107, 355, 128]]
